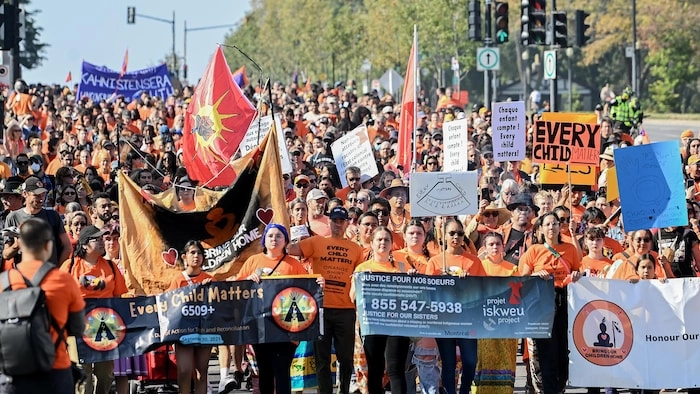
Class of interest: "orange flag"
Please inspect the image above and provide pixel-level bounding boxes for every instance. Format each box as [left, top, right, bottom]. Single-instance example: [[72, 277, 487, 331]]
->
[[182, 46, 257, 187], [397, 31, 417, 173], [119, 126, 288, 294], [65, 71, 72, 83]]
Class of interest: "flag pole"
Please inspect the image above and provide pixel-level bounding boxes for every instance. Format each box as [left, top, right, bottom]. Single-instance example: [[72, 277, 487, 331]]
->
[[411, 24, 418, 173]]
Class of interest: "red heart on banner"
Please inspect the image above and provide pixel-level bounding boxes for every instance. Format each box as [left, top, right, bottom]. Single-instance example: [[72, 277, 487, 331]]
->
[[161, 248, 179, 267], [256, 208, 274, 225]]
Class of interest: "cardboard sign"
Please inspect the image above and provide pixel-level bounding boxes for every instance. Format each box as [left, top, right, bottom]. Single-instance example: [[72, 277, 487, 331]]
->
[[409, 171, 478, 217], [492, 101, 526, 161], [442, 118, 470, 172], [331, 125, 379, 187], [614, 141, 687, 231], [533, 121, 601, 165], [240, 114, 293, 174], [539, 163, 598, 187]]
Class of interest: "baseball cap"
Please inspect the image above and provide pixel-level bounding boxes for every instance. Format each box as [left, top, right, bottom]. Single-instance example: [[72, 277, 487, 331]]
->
[[294, 175, 310, 185], [329, 206, 349, 220], [689, 155, 700, 166], [78, 225, 107, 245], [22, 176, 47, 194], [306, 188, 328, 202]]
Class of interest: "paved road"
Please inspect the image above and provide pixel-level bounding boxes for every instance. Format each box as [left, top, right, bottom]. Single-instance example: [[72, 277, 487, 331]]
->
[[642, 118, 700, 142]]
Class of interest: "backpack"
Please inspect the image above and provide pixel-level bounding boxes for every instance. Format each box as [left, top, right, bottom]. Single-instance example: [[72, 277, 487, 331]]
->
[[0, 263, 63, 376]]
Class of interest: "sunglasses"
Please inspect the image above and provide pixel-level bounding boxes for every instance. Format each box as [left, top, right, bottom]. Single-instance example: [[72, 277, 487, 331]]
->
[[71, 221, 86, 226], [371, 209, 389, 216], [348, 177, 361, 182], [63, 191, 76, 196], [295, 183, 310, 188], [17, 161, 29, 165], [448, 231, 465, 237], [483, 153, 493, 159], [558, 216, 571, 223], [634, 237, 651, 243], [348, 198, 367, 203], [427, 161, 438, 165], [483, 211, 499, 218]]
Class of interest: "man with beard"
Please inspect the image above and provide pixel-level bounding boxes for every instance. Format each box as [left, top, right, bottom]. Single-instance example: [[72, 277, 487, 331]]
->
[[91, 192, 116, 228], [500, 193, 538, 266], [307, 188, 330, 237], [5, 176, 71, 264]]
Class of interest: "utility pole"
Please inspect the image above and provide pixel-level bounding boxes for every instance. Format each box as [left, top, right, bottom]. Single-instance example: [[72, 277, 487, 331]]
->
[[484, 0, 492, 106], [549, 0, 557, 112]]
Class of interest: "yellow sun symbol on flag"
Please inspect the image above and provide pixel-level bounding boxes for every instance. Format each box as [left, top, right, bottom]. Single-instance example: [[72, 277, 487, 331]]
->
[[192, 89, 240, 164]]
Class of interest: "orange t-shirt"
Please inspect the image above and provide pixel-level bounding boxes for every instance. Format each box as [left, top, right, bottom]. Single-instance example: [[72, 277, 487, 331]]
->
[[60, 256, 128, 298], [236, 254, 307, 280], [167, 271, 214, 291], [481, 257, 519, 277], [4, 259, 85, 370], [580, 256, 613, 278], [299, 236, 364, 309], [425, 251, 486, 277], [609, 251, 668, 280], [355, 258, 406, 274], [518, 243, 581, 287], [393, 249, 430, 274]]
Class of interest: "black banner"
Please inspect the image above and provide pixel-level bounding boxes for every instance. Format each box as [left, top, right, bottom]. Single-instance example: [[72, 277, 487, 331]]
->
[[77, 277, 323, 363]]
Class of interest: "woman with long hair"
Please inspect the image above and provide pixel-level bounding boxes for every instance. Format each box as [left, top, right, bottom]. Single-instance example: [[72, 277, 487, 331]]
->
[[473, 232, 519, 394], [65, 211, 89, 248], [55, 184, 78, 215], [425, 219, 485, 394], [60, 225, 128, 394], [351, 226, 413, 394], [235, 224, 323, 394], [167, 240, 213, 394], [519, 212, 582, 394]]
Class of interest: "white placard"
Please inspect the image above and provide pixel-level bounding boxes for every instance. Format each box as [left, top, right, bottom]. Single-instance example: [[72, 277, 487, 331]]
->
[[331, 125, 379, 188], [239, 114, 293, 174], [442, 118, 470, 172], [569, 277, 700, 389], [290, 225, 310, 241], [409, 171, 478, 217], [491, 101, 526, 161]]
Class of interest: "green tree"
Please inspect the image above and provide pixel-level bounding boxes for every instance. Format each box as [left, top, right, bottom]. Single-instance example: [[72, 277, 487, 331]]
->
[[19, 1, 49, 69]]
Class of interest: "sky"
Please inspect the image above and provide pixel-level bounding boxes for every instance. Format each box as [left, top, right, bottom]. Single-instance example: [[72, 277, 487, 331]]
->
[[23, 0, 252, 85]]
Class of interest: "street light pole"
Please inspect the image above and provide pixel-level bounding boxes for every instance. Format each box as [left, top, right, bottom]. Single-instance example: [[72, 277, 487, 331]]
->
[[549, 0, 557, 112], [128, 9, 178, 78], [631, 0, 637, 94], [566, 47, 574, 111], [172, 11, 177, 79]]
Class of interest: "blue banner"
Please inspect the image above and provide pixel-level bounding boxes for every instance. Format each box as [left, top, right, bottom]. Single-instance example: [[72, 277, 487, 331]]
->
[[614, 141, 687, 231], [76, 277, 322, 363], [354, 273, 555, 338], [77, 61, 174, 102]]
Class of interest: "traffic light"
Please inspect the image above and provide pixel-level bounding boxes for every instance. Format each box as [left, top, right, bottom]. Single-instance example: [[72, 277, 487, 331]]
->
[[494, 1, 509, 44], [1, 3, 21, 50], [575, 10, 591, 47], [552, 11, 568, 47], [521, 0, 546, 46], [127, 7, 136, 24], [468, 0, 482, 42]]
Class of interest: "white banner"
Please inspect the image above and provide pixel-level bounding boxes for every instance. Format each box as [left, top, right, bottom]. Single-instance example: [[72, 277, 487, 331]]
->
[[442, 118, 470, 172], [491, 101, 526, 161], [239, 114, 293, 174], [330, 125, 379, 188], [409, 172, 478, 217], [569, 277, 700, 389]]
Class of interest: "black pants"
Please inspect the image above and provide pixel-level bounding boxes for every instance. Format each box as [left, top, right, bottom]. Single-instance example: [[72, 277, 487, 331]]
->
[[363, 335, 410, 394], [315, 308, 356, 394], [0, 368, 74, 394], [252, 342, 297, 394], [534, 287, 569, 394]]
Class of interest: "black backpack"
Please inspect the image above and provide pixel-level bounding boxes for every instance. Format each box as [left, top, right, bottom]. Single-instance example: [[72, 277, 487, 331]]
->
[[0, 263, 63, 376]]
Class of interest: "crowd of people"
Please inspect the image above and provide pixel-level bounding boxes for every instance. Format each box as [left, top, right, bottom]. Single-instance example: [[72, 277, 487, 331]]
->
[[0, 75, 698, 394]]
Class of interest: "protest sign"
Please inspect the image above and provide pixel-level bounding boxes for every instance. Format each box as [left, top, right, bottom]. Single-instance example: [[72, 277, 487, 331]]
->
[[614, 141, 687, 231], [77, 61, 174, 102], [569, 277, 700, 389], [76, 277, 322, 363], [409, 172, 478, 217], [606, 168, 619, 202], [355, 273, 554, 338], [534, 112, 601, 165], [240, 114, 293, 174], [442, 118, 470, 172], [539, 163, 597, 188], [492, 101, 526, 161], [331, 125, 379, 187]]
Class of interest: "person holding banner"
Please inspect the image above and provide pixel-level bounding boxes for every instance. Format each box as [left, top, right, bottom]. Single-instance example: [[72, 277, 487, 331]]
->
[[425, 219, 485, 394], [166, 240, 213, 394], [235, 223, 322, 394], [351, 226, 414, 394], [474, 232, 519, 394], [519, 212, 582, 394], [608, 229, 673, 280]]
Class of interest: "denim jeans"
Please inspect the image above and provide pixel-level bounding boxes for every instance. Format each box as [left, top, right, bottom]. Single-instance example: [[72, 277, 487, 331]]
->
[[435, 338, 477, 394], [315, 308, 356, 394], [412, 344, 440, 394]]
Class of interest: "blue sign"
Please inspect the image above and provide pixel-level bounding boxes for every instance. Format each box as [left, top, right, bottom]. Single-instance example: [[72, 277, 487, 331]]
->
[[354, 273, 555, 338], [77, 61, 174, 102], [614, 141, 687, 231]]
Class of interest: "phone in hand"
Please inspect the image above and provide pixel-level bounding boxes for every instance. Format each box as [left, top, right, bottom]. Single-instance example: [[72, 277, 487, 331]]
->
[[481, 187, 491, 202], [687, 179, 695, 189]]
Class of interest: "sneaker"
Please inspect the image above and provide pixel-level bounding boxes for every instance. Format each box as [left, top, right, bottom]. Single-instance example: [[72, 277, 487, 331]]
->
[[233, 370, 244, 389], [218, 377, 237, 394]]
